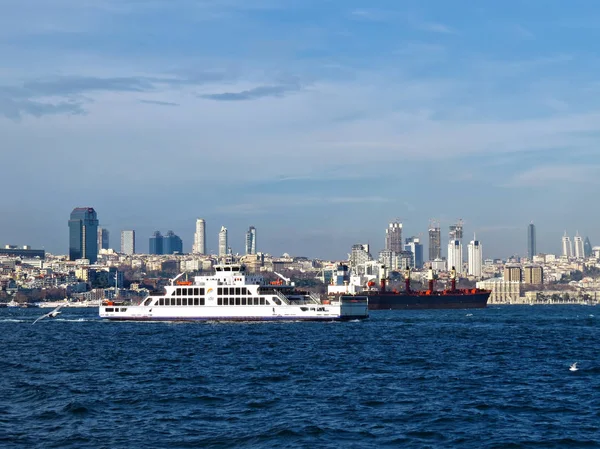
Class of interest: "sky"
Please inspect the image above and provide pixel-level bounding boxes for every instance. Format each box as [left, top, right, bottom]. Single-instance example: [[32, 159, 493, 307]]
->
[[1, 0, 599, 260]]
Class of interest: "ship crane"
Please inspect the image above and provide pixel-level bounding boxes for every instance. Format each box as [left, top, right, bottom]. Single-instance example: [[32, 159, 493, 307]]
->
[[274, 272, 295, 287]]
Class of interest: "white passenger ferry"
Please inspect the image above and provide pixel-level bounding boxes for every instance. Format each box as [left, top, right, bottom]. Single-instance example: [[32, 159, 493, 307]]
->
[[99, 264, 368, 322]]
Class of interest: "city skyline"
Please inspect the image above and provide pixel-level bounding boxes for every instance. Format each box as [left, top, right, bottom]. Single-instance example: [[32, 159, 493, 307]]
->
[[2, 1, 600, 258]]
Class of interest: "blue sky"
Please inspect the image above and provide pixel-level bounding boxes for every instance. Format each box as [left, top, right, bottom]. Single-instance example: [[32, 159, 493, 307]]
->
[[1, 0, 599, 259]]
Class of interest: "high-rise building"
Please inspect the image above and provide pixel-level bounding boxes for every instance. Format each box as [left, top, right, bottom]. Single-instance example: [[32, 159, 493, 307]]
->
[[98, 228, 110, 251], [149, 231, 163, 255], [385, 221, 403, 254], [449, 220, 464, 241], [218, 226, 228, 257], [584, 237, 593, 258], [562, 232, 573, 258], [350, 244, 372, 274], [447, 240, 463, 273], [163, 230, 183, 254], [428, 221, 441, 261], [467, 237, 482, 277], [527, 223, 536, 259], [192, 218, 206, 255], [573, 233, 584, 259], [504, 265, 522, 282], [523, 265, 543, 284], [121, 230, 135, 255], [404, 237, 424, 269], [245, 226, 256, 255], [69, 207, 99, 263]]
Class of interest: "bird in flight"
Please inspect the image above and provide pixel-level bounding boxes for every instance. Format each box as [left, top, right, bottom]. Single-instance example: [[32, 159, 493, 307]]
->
[[569, 362, 578, 372], [32, 303, 66, 324]]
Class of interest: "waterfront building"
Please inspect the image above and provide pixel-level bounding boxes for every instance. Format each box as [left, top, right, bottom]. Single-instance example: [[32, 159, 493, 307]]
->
[[385, 221, 403, 254], [192, 218, 206, 255], [98, 228, 110, 251], [121, 230, 135, 255], [428, 221, 441, 261], [149, 231, 163, 255], [404, 237, 424, 269], [574, 233, 584, 259], [0, 246, 45, 259], [245, 226, 256, 255], [527, 223, 536, 259], [69, 207, 99, 263], [504, 265, 522, 282], [163, 230, 183, 254], [562, 232, 573, 258], [218, 226, 228, 257], [467, 237, 482, 277], [447, 239, 463, 273], [523, 265, 543, 284]]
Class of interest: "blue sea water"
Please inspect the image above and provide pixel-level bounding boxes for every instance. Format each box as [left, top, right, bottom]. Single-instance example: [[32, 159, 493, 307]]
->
[[1, 306, 599, 449]]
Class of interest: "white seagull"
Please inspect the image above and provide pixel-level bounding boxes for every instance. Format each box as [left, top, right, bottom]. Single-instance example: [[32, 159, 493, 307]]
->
[[32, 303, 66, 324], [569, 362, 578, 372]]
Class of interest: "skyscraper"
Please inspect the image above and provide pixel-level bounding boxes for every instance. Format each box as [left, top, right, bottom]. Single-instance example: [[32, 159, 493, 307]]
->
[[121, 230, 135, 255], [404, 237, 424, 269], [98, 228, 110, 251], [574, 233, 584, 259], [218, 226, 228, 257], [584, 237, 593, 258], [385, 221, 403, 254], [245, 226, 256, 255], [562, 232, 573, 258], [68, 207, 99, 263], [527, 222, 536, 259], [467, 237, 482, 277], [428, 220, 441, 261], [193, 218, 206, 255], [447, 240, 463, 273], [163, 230, 183, 254], [449, 220, 464, 241], [149, 231, 163, 255]]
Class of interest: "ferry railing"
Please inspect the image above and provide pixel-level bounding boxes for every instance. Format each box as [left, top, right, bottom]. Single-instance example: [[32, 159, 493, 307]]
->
[[273, 289, 291, 305], [308, 293, 322, 304]]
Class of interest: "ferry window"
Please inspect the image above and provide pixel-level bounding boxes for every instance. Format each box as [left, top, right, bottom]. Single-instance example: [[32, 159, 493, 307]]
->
[[260, 297, 265, 305], [255, 298, 259, 305], [235, 298, 241, 305], [176, 288, 181, 296], [106, 308, 114, 312], [200, 288, 205, 295], [159, 298, 164, 306], [121, 308, 127, 312], [242, 298, 246, 305], [194, 288, 199, 295], [236, 287, 241, 295], [218, 288, 222, 295], [242, 288, 247, 295], [217, 298, 222, 305], [200, 298, 205, 305], [223, 287, 228, 295], [177, 298, 182, 306], [182, 298, 188, 306]]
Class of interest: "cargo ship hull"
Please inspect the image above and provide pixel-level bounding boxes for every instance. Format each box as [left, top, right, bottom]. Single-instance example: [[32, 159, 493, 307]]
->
[[363, 291, 490, 310]]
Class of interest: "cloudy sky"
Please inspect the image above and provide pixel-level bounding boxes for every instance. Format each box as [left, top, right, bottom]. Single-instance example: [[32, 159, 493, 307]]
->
[[1, 0, 599, 259]]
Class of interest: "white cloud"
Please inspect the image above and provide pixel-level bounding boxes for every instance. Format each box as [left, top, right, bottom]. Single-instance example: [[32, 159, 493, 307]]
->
[[506, 165, 600, 187]]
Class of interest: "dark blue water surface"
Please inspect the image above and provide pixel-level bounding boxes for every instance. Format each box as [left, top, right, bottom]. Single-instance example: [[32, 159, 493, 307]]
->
[[1, 306, 599, 448]]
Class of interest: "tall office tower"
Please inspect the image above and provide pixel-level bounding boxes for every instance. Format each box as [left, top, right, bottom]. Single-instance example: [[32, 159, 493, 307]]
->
[[163, 230, 183, 254], [584, 237, 593, 257], [523, 265, 544, 284], [428, 220, 441, 261], [192, 218, 206, 255], [447, 239, 463, 273], [98, 228, 110, 251], [527, 222, 536, 259], [149, 231, 163, 255], [573, 233, 584, 259], [69, 207, 99, 263], [467, 237, 483, 277], [504, 265, 522, 282], [404, 237, 424, 269], [449, 219, 464, 241], [218, 226, 228, 257], [121, 230, 135, 255], [245, 226, 256, 255], [561, 232, 573, 258], [385, 221, 403, 253], [350, 244, 372, 273]]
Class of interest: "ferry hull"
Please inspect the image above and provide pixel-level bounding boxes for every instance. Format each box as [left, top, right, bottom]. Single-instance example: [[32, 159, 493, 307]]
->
[[364, 292, 490, 310]]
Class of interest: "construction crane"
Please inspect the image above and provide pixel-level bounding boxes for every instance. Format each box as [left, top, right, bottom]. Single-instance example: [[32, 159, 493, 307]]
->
[[274, 272, 295, 286]]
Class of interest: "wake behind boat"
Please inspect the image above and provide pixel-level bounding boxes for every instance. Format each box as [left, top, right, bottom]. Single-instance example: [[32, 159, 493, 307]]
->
[[99, 264, 368, 322]]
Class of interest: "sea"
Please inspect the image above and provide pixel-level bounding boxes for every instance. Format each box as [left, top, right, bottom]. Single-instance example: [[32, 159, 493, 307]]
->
[[1, 306, 598, 449]]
